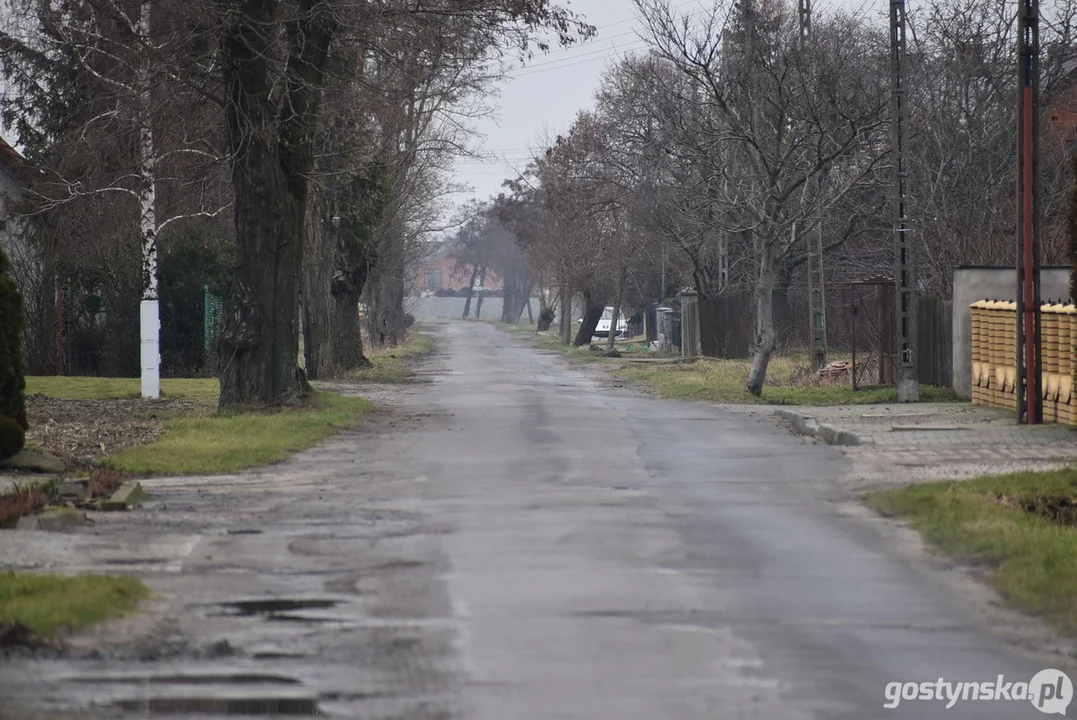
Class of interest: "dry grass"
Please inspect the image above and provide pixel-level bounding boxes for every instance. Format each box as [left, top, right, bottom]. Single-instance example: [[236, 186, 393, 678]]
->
[[344, 332, 435, 383], [0, 487, 47, 526], [617, 356, 958, 405], [88, 466, 126, 497], [503, 325, 958, 406]]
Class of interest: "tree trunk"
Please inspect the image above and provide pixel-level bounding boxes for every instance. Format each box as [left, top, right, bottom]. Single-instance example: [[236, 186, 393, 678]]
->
[[516, 279, 533, 324], [136, 2, 160, 398], [474, 264, 487, 320], [746, 247, 777, 397], [573, 292, 605, 347], [500, 268, 513, 323], [301, 201, 335, 380], [373, 270, 406, 346], [605, 275, 625, 356], [462, 262, 480, 318], [368, 228, 406, 348], [218, 0, 300, 408], [218, 0, 334, 408], [332, 269, 371, 371], [559, 281, 572, 344]]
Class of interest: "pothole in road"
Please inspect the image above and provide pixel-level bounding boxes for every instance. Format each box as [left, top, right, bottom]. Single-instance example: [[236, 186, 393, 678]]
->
[[71, 674, 300, 685], [218, 598, 339, 619], [113, 697, 319, 715]]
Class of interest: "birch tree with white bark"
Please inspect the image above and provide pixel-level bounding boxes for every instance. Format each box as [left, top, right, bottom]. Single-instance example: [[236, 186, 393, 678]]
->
[[0, 0, 229, 394]]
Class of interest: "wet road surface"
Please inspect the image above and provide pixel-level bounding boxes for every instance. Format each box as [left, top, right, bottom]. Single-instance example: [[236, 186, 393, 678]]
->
[[0, 320, 1069, 719]]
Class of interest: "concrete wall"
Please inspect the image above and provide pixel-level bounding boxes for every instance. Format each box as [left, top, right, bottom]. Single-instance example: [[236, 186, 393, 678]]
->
[[951, 266, 1071, 399]]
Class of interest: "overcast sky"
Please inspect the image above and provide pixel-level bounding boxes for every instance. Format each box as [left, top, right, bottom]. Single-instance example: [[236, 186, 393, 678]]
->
[[447, 0, 878, 216], [447, 0, 656, 213]]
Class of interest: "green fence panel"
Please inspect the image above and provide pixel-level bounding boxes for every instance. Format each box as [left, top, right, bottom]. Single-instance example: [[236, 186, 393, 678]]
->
[[204, 284, 224, 354]]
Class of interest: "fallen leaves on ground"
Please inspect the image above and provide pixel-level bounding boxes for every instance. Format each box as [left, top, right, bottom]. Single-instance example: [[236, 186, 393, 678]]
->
[[24, 394, 214, 468]]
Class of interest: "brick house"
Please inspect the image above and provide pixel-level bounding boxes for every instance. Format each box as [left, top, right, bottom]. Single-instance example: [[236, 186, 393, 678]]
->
[[414, 241, 503, 294], [1049, 52, 1077, 141]]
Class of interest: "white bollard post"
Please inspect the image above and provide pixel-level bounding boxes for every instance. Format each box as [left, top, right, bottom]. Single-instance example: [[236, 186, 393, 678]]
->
[[140, 299, 161, 398]]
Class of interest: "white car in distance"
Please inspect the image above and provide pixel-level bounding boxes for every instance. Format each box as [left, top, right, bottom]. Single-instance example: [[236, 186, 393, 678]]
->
[[585, 306, 627, 339]]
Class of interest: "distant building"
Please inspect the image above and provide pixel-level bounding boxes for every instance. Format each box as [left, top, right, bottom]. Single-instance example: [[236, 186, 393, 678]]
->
[[0, 137, 25, 258], [413, 241, 503, 295], [1049, 51, 1077, 142]]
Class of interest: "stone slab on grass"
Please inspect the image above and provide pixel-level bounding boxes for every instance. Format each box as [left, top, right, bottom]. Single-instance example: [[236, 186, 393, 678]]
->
[[98, 481, 146, 511], [0, 449, 65, 474], [15, 507, 89, 532]]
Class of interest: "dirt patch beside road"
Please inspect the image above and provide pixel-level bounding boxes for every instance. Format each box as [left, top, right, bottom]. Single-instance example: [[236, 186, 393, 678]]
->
[[24, 394, 213, 469]]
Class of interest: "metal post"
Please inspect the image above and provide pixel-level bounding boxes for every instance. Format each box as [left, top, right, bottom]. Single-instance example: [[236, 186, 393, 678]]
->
[[56, 283, 64, 375], [890, 0, 919, 402], [1017, 0, 1043, 424], [679, 288, 701, 359], [800, 0, 827, 371], [851, 296, 859, 391]]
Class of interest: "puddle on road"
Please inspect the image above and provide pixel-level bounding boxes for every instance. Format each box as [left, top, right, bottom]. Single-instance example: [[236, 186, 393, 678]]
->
[[220, 599, 339, 617], [70, 673, 300, 685], [113, 697, 320, 715]]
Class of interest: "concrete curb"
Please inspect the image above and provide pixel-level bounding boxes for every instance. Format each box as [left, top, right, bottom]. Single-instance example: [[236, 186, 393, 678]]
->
[[99, 481, 145, 511], [774, 409, 867, 447], [16, 507, 89, 532]]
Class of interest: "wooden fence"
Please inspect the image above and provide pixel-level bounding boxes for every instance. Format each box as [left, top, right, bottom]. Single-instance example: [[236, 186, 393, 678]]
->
[[698, 294, 752, 359], [917, 296, 953, 388]]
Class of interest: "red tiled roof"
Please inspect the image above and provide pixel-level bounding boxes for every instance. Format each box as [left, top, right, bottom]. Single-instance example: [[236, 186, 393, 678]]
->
[[0, 137, 24, 166]]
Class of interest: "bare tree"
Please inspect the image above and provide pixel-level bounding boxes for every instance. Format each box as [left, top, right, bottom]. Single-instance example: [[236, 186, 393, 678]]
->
[[635, 0, 890, 395], [0, 0, 229, 391]]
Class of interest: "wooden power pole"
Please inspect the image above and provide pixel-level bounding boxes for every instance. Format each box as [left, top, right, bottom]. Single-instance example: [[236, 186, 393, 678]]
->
[[1017, 0, 1043, 424], [800, 0, 827, 371], [889, 0, 918, 402]]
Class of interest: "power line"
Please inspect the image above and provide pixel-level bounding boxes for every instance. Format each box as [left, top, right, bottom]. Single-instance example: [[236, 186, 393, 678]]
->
[[502, 0, 703, 77], [507, 40, 651, 78]]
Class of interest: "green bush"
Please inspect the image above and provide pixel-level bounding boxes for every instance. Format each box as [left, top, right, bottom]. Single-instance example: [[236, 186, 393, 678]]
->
[[0, 246, 27, 431], [0, 415, 25, 461]]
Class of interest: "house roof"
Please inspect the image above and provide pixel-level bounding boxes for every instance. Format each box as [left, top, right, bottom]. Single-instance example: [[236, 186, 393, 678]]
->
[[422, 240, 456, 263], [0, 137, 23, 167]]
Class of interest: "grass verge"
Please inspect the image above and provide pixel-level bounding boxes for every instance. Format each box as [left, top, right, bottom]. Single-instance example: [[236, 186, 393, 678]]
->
[[869, 468, 1077, 635], [0, 573, 149, 636], [617, 358, 958, 405], [109, 392, 373, 475], [502, 325, 957, 405], [26, 376, 218, 401], [345, 331, 435, 383]]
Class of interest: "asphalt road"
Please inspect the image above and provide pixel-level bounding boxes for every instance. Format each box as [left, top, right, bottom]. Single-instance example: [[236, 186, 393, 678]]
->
[[0, 320, 1068, 719]]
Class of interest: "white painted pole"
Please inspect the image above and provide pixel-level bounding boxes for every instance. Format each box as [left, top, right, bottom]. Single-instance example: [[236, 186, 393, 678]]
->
[[140, 299, 160, 398], [136, 2, 160, 399]]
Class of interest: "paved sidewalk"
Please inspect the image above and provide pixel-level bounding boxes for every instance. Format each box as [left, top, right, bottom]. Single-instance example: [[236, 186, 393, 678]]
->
[[777, 402, 1077, 493]]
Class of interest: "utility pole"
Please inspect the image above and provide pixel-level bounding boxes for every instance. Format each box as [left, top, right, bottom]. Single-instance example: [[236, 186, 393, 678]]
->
[[800, 0, 827, 371], [719, 180, 729, 294], [889, 0, 918, 402], [1017, 0, 1043, 424]]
